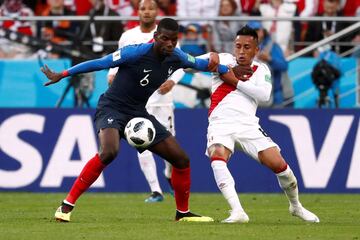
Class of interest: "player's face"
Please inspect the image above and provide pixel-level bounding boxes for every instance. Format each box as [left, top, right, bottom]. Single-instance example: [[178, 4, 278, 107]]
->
[[234, 35, 259, 66], [154, 29, 178, 56], [139, 0, 158, 25]]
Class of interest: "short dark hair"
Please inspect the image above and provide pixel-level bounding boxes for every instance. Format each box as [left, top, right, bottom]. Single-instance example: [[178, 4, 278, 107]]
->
[[236, 25, 258, 43], [157, 18, 179, 32]]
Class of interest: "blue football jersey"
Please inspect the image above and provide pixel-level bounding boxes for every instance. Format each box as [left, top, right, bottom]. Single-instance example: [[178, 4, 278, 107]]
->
[[65, 43, 229, 113]]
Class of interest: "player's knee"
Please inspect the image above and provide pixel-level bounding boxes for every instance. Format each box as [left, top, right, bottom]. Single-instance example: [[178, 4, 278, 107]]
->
[[208, 144, 230, 161], [99, 147, 118, 165], [259, 147, 287, 172], [172, 153, 190, 169]]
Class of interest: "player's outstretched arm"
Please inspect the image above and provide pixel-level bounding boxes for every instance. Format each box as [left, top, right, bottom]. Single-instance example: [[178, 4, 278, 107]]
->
[[41, 56, 115, 86], [177, 49, 225, 74], [41, 48, 134, 87], [192, 57, 229, 74]]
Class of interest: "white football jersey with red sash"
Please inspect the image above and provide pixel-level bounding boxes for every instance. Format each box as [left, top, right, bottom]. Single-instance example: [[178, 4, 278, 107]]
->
[[206, 53, 277, 159], [208, 53, 272, 125]]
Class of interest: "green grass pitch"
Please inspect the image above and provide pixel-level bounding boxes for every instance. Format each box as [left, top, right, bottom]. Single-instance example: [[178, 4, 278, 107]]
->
[[1, 193, 359, 240]]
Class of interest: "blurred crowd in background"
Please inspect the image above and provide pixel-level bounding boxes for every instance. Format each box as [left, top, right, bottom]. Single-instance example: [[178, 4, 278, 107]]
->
[[0, 0, 359, 108]]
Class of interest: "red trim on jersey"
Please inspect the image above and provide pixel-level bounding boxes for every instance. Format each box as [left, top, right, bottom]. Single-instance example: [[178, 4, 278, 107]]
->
[[147, 38, 154, 43], [252, 65, 258, 73], [208, 83, 236, 116], [210, 157, 227, 163], [208, 64, 259, 117]]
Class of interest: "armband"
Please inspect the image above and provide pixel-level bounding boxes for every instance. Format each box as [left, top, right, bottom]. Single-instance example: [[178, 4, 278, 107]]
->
[[61, 70, 69, 77]]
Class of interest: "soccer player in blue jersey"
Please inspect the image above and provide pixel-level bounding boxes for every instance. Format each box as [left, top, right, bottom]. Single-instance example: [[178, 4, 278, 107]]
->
[[41, 18, 233, 222], [107, 0, 181, 203]]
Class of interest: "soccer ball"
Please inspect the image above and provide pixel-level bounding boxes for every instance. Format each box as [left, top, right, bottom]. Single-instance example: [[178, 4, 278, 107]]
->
[[124, 117, 156, 148]]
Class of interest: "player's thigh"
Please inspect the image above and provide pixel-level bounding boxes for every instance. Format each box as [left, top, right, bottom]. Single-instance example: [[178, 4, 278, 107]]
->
[[98, 128, 121, 164], [147, 105, 175, 135], [206, 123, 235, 159], [148, 135, 189, 169], [234, 126, 280, 163], [95, 106, 129, 137], [94, 107, 128, 163], [98, 128, 120, 152]]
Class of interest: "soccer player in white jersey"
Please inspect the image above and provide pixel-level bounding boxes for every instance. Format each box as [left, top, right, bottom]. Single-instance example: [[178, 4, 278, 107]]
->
[[108, 0, 183, 202], [204, 26, 320, 223]]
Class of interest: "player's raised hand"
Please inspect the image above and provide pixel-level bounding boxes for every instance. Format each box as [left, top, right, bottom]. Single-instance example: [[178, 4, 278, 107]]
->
[[158, 79, 175, 95], [232, 65, 253, 81], [208, 52, 220, 72], [41, 64, 64, 86]]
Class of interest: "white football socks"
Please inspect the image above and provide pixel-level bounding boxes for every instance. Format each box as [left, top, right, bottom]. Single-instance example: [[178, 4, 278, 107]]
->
[[276, 166, 301, 208], [211, 160, 244, 212], [138, 150, 162, 194]]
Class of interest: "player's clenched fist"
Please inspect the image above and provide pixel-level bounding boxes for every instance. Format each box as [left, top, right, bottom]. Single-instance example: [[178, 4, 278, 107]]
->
[[232, 65, 253, 81]]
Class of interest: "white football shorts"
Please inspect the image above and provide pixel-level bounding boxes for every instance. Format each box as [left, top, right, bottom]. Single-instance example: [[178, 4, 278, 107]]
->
[[206, 122, 280, 162], [146, 105, 175, 135]]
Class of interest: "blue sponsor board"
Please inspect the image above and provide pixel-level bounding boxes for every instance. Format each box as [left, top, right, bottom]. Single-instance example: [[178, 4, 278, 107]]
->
[[1, 108, 359, 193]]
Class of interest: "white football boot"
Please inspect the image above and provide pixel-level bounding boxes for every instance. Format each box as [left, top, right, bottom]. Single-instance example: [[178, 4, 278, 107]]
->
[[221, 210, 249, 223], [289, 205, 320, 223]]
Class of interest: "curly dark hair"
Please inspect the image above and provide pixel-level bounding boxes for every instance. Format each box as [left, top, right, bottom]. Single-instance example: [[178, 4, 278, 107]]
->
[[157, 17, 179, 32]]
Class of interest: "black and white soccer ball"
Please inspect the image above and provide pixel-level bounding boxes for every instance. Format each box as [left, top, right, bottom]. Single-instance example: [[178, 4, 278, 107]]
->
[[124, 117, 156, 148]]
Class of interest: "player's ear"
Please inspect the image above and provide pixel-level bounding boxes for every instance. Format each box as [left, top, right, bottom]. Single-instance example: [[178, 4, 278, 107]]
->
[[154, 31, 158, 40]]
